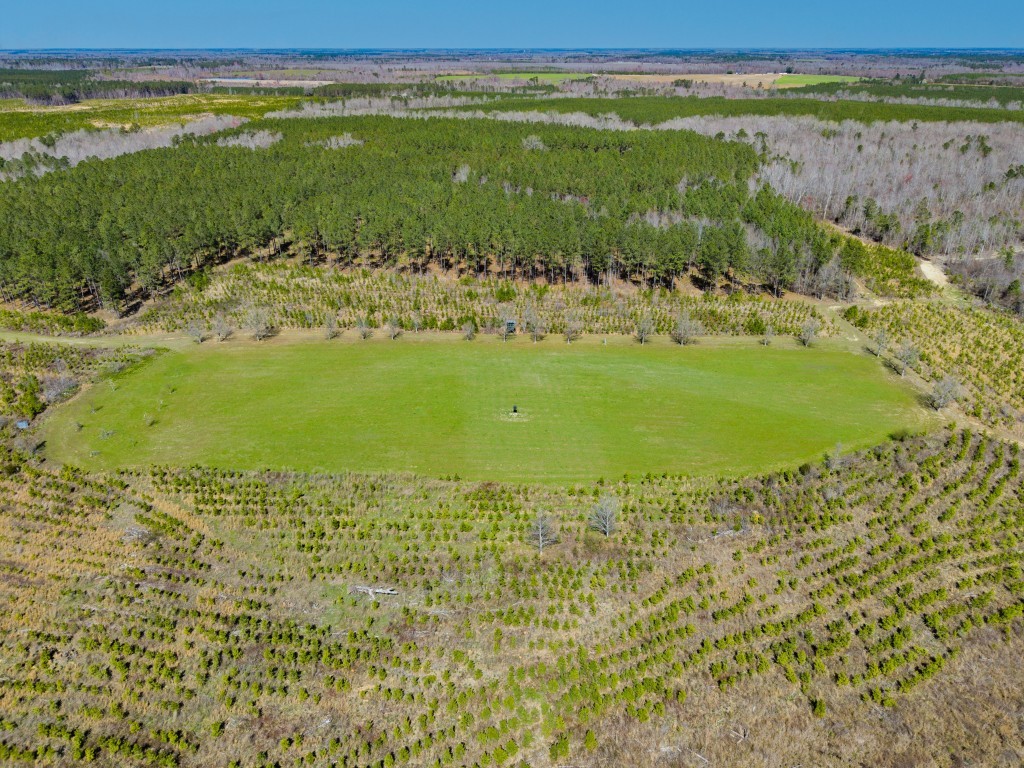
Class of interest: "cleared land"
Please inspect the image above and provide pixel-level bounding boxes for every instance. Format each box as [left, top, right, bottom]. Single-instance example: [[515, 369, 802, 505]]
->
[[0, 93, 303, 141], [203, 77, 328, 88], [41, 336, 928, 481], [775, 73, 862, 86], [231, 68, 345, 79], [604, 73, 860, 88]]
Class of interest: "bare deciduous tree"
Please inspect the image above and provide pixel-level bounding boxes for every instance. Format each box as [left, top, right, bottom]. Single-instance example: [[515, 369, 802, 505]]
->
[[588, 495, 620, 537], [527, 512, 559, 555], [825, 442, 845, 471], [213, 314, 232, 342], [399, 107, 1024, 263], [896, 341, 919, 376], [931, 375, 963, 409], [563, 313, 582, 344], [314, 133, 364, 149], [245, 306, 273, 341], [357, 317, 373, 340], [522, 134, 548, 151], [671, 311, 704, 345], [324, 315, 338, 340], [386, 318, 402, 340], [0, 115, 244, 180], [524, 307, 545, 342], [872, 327, 889, 357], [798, 318, 821, 347], [649, 114, 1024, 262], [634, 314, 654, 345], [216, 131, 282, 150], [185, 320, 205, 344], [499, 305, 517, 342], [761, 324, 775, 346], [462, 320, 476, 340]]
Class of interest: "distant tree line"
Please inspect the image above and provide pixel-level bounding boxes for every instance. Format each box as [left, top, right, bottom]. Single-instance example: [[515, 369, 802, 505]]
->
[[467, 95, 1024, 126], [947, 250, 1024, 314], [794, 80, 1024, 109], [0, 69, 196, 104], [0, 115, 868, 312], [453, 98, 1024, 274]]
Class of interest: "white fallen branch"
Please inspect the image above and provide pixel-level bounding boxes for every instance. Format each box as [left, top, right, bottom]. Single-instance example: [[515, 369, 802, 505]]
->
[[351, 585, 398, 598]]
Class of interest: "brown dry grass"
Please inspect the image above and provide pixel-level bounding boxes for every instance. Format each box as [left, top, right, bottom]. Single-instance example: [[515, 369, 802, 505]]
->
[[1, 422, 1022, 768], [586, 630, 1024, 768]]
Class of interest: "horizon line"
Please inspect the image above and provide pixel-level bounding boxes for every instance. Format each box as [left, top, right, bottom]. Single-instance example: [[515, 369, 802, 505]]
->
[[3, 46, 1024, 53]]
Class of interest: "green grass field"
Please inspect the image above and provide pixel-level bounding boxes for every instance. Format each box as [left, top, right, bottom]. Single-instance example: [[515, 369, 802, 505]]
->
[[40, 337, 930, 482], [777, 74, 862, 86], [0, 93, 305, 142]]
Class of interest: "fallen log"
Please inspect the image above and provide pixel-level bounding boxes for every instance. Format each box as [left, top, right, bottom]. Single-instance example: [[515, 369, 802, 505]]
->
[[350, 585, 398, 598]]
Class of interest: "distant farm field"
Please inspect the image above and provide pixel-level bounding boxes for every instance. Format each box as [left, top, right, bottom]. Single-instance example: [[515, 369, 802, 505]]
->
[[0, 93, 303, 141], [605, 73, 782, 87], [41, 337, 928, 482], [775, 74, 862, 87], [604, 73, 860, 88]]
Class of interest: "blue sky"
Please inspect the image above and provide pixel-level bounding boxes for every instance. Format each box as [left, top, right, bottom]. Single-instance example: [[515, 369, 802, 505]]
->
[[3, 0, 1022, 50]]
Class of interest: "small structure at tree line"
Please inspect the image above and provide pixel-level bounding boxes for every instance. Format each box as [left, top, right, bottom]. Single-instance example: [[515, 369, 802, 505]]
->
[[505, 320, 516, 335]]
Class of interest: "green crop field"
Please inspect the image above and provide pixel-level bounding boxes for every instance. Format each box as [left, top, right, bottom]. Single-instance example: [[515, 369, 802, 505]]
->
[[0, 93, 304, 141], [776, 74, 862, 86], [41, 336, 929, 481]]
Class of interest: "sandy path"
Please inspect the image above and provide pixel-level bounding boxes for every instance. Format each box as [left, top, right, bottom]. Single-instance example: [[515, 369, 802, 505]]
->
[[919, 260, 949, 287]]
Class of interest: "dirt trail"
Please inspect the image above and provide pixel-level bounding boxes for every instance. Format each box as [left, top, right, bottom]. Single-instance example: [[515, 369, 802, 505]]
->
[[821, 220, 952, 290], [919, 260, 949, 287]]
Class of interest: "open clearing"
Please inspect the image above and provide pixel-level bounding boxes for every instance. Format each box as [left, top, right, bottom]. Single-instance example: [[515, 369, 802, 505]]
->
[[202, 77, 327, 88], [41, 337, 929, 482], [775, 74, 863, 87], [605, 73, 860, 88], [0, 93, 303, 141], [919, 259, 950, 287]]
